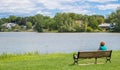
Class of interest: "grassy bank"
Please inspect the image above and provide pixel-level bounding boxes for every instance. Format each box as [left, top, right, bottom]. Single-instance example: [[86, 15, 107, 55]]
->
[[0, 51, 120, 70]]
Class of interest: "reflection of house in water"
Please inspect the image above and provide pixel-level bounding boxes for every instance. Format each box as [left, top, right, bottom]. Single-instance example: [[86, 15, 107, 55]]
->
[[2, 23, 16, 29]]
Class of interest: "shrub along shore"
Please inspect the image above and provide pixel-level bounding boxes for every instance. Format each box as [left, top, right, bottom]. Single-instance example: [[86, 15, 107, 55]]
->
[[0, 51, 120, 70]]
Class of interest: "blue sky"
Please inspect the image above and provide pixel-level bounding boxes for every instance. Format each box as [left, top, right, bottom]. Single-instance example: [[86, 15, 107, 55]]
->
[[0, 0, 120, 18]]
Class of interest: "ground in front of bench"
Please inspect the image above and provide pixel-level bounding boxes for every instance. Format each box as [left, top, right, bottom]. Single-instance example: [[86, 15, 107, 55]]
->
[[78, 62, 104, 66]]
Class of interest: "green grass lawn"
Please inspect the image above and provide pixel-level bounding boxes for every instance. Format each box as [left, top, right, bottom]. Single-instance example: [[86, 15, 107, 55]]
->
[[0, 51, 120, 70]]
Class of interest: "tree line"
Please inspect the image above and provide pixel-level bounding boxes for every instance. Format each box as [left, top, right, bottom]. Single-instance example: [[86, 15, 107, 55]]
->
[[0, 9, 120, 32]]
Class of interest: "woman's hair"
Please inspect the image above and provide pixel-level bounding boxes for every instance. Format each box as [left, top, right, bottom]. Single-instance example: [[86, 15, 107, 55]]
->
[[100, 41, 105, 46]]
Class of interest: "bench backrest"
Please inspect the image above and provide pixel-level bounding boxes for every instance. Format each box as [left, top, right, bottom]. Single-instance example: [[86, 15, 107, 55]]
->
[[78, 50, 112, 58]]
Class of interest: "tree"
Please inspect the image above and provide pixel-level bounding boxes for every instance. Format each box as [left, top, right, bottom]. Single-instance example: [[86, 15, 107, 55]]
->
[[27, 16, 36, 25], [34, 22, 43, 32], [54, 13, 64, 29], [69, 13, 78, 20], [47, 19, 56, 31], [34, 14, 44, 32], [107, 8, 120, 32], [0, 18, 8, 24], [81, 15, 89, 32], [58, 25, 75, 32], [97, 16, 104, 24], [54, 13, 75, 32], [26, 22, 32, 29], [0, 20, 2, 31], [19, 18, 27, 25], [16, 17, 22, 25], [73, 23, 84, 32], [8, 16, 17, 23], [88, 16, 99, 29], [43, 16, 51, 29]]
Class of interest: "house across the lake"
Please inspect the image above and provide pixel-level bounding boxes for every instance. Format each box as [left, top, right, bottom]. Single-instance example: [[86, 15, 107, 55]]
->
[[98, 23, 115, 29], [1, 23, 16, 29]]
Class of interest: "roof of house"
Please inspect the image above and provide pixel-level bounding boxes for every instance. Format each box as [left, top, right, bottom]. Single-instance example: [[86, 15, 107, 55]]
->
[[99, 23, 111, 27], [1, 23, 16, 29]]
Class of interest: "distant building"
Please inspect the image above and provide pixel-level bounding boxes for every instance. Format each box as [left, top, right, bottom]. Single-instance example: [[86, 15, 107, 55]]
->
[[75, 20, 82, 24], [1, 23, 16, 29], [99, 23, 115, 29], [75, 20, 83, 27]]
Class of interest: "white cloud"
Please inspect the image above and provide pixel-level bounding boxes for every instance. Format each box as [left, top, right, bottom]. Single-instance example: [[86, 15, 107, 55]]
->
[[36, 10, 52, 16], [57, 4, 91, 14], [62, 8, 91, 15], [0, 0, 119, 18], [0, 0, 36, 14], [87, 0, 118, 3], [36, 0, 84, 10], [38, 0, 61, 9], [0, 0, 89, 17], [97, 4, 120, 10], [36, 0, 91, 15]]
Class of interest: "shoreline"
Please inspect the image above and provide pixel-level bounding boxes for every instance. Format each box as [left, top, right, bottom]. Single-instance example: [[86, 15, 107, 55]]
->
[[0, 31, 120, 33]]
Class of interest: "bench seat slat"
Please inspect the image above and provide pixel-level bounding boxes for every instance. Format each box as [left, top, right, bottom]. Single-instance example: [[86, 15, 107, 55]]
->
[[73, 50, 112, 64]]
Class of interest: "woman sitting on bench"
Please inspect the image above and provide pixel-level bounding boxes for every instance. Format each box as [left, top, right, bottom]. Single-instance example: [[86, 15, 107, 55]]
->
[[99, 41, 107, 51]]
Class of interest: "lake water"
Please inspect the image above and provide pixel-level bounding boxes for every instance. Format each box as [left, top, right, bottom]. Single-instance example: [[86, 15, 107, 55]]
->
[[0, 32, 120, 54]]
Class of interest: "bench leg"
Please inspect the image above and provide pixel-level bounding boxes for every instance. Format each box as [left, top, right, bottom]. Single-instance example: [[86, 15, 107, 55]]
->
[[74, 58, 78, 64], [106, 57, 111, 63], [94, 58, 97, 64], [73, 54, 78, 64]]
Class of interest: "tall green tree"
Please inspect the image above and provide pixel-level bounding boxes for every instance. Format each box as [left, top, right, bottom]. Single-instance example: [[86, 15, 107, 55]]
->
[[34, 14, 44, 32], [43, 16, 51, 29], [16, 17, 22, 25], [0, 18, 8, 24], [8, 16, 17, 23], [26, 22, 32, 29], [46, 18, 56, 31], [88, 16, 99, 29], [54, 13, 75, 32], [54, 13, 64, 29], [18, 18, 27, 25], [107, 8, 120, 32], [97, 16, 104, 24], [69, 13, 78, 20], [0, 20, 2, 31]]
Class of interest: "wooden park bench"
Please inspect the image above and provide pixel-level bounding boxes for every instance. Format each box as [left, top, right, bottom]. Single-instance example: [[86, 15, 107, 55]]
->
[[73, 50, 112, 64]]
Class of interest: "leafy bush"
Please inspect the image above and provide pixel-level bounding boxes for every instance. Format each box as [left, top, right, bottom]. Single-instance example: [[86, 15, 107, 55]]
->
[[86, 26, 93, 32], [58, 25, 75, 32]]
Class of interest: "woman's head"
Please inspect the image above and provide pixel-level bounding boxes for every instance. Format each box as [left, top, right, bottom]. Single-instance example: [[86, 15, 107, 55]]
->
[[100, 41, 105, 46]]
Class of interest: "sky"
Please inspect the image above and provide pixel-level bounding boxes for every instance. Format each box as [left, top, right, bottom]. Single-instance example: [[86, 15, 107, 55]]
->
[[0, 0, 120, 18]]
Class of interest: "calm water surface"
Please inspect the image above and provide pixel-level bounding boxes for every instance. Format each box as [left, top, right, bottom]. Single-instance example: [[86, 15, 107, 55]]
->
[[0, 32, 120, 54]]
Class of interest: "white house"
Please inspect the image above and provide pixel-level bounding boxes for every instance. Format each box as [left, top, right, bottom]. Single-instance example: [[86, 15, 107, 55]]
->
[[99, 23, 115, 29], [2, 23, 16, 29]]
